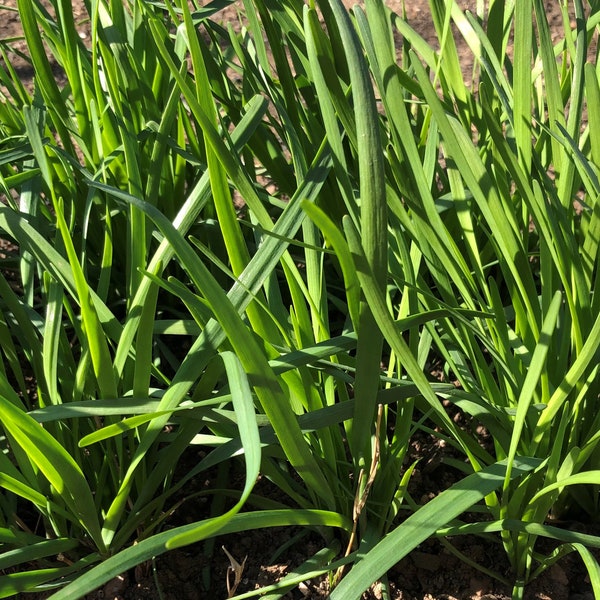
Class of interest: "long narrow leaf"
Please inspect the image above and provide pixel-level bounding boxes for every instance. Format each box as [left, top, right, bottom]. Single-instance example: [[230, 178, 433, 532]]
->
[[330, 458, 540, 599]]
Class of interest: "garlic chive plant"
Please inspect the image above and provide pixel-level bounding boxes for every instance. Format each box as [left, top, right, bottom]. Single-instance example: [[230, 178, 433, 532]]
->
[[0, 1, 599, 599]]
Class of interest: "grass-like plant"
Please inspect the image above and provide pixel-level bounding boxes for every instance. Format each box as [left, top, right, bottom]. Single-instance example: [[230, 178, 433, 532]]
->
[[1, 0, 600, 599], [327, 0, 600, 598], [0, 0, 390, 595]]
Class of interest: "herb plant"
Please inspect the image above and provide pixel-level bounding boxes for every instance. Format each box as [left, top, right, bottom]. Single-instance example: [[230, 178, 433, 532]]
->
[[0, 1, 599, 599]]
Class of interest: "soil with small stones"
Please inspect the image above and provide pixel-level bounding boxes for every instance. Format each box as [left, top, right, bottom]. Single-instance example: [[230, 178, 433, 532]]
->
[[2, 1, 599, 599]]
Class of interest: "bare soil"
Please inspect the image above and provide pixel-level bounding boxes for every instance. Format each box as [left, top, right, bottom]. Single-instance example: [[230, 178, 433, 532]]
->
[[1, 2, 598, 599]]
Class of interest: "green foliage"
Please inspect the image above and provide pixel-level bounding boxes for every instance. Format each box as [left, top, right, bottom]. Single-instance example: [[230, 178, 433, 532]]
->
[[0, 0, 600, 598]]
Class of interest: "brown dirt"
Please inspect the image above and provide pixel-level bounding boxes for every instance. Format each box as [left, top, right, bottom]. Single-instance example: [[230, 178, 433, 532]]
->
[[65, 433, 599, 600], [2, 2, 598, 599]]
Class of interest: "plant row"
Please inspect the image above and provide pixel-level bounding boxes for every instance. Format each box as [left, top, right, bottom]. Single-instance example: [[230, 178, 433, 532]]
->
[[0, 0, 600, 598]]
